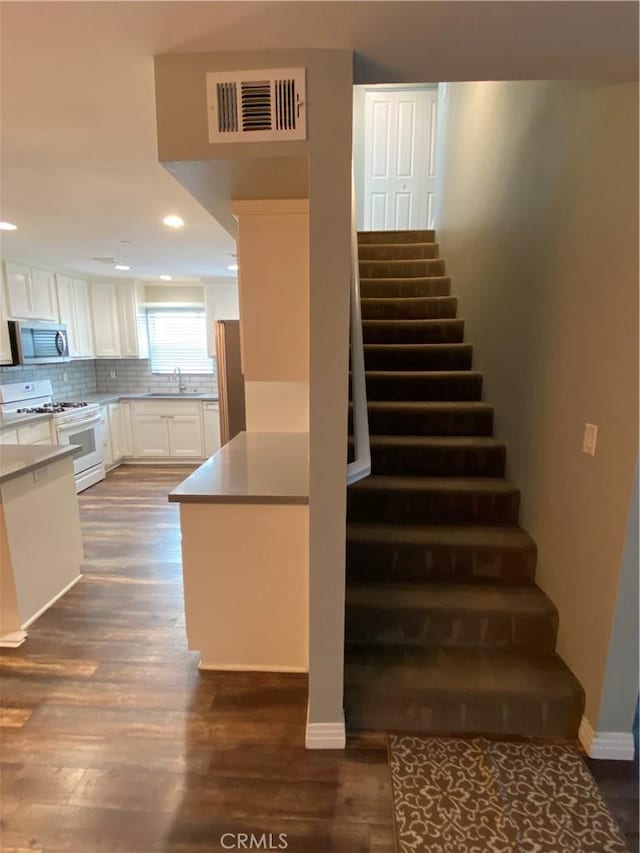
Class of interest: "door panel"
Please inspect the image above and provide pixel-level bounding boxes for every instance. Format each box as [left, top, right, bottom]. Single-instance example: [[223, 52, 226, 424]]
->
[[363, 87, 438, 231], [168, 415, 203, 458], [396, 100, 416, 178]]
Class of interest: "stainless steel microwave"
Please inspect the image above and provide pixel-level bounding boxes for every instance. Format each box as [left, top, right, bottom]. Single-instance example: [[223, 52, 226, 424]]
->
[[9, 320, 70, 365]]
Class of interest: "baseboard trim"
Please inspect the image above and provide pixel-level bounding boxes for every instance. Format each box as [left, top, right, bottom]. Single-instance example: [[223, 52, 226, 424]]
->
[[305, 709, 346, 750], [21, 575, 82, 630], [0, 629, 27, 648], [198, 661, 307, 673], [579, 715, 636, 761]]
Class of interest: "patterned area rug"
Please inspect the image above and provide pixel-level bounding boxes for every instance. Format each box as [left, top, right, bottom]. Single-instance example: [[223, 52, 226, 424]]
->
[[389, 736, 629, 852]]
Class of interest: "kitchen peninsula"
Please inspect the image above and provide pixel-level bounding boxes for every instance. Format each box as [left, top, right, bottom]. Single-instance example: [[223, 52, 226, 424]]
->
[[0, 444, 83, 647], [169, 431, 309, 672]]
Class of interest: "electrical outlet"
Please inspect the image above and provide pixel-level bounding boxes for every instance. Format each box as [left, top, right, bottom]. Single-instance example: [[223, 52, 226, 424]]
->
[[109, 370, 117, 379], [63, 372, 68, 383], [583, 423, 598, 456]]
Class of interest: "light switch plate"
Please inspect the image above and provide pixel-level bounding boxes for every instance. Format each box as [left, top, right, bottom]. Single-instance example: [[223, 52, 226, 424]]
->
[[583, 423, 598, 456], [110, 370, 117, 379]]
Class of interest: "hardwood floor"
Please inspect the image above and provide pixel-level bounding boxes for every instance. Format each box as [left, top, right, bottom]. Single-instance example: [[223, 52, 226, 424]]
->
[[1, 465, 637, 852], [0, 467, 395, 853]]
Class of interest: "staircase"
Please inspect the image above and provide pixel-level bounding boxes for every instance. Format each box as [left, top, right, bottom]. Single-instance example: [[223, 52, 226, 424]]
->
[[344, 229, 584, 739]]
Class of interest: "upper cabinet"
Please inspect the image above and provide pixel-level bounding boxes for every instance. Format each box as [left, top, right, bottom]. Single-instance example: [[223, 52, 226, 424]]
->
[[56, 274, 94, 359], [116, 283, 147, 359], [30, 268, 58, 320], [73, 279, 94, 358], [89, 281, 121, 357], [89, 280, 147, 359], [0, 266, 12, 364], [4, 262, 58, 321]]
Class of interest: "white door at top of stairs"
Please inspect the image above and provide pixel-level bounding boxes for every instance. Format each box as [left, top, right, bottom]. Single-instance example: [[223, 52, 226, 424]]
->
[[363, 86, 438, 231]]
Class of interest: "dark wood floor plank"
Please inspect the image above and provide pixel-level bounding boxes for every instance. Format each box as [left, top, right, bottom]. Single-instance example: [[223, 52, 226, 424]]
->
[[0, 466, 396, 853]]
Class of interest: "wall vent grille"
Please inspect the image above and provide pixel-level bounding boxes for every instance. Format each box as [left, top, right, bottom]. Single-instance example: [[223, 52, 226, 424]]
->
[[206, 68, 306, 143]]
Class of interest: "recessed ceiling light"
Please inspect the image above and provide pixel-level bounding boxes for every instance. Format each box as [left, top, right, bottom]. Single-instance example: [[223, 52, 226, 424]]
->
[[114, 264, 131, 271], [0, 221, 18, 231], [227, 263, 239, 271], [163, 215, 184, 229], [159, 274, 172, 281]]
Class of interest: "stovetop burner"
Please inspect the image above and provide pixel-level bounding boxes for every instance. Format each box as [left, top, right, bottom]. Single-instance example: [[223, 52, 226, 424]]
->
[[16, 401, 90, 414]]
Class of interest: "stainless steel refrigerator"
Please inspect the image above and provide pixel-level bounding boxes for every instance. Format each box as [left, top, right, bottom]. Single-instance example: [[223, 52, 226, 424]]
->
[[214, 320, 246, 445]]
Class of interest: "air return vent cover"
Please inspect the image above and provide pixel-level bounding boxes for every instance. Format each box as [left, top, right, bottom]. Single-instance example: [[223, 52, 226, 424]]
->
[[206, 68, 307, 143]]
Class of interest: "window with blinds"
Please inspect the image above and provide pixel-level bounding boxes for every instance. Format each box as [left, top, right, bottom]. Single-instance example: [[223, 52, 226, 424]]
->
[[146, 308, 213, 374]]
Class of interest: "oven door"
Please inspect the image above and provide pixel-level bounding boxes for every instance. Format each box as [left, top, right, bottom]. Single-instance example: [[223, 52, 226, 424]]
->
[[56, 415, 103, 474]]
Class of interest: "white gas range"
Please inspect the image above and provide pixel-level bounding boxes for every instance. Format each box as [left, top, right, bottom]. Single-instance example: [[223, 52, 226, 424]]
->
[[0, 380, 106, 492]]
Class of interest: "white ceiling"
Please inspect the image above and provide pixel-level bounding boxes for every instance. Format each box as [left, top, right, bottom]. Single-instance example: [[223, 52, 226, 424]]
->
[[0, 2, 636, 281]]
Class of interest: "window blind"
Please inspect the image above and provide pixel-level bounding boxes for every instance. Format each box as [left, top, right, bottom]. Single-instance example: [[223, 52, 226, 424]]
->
[[146, 308, 213, 374]]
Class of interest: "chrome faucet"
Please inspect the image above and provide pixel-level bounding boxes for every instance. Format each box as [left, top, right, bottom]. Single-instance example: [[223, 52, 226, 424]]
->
[[173, 366, 187, 393]]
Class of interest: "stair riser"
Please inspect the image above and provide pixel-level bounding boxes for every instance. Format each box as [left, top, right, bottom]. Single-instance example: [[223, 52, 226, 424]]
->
[[347, 488, 520, 525], [343, 688, 582, 739], [358, 243, 439, 260], [345, 608, 558, 652], [365, 373, 482, 401], [361, 297, 457, 321], [367, 443, 505, 476], [360, 277, 451, 298], [346, 541, 535, 585], [359, 230, 435, 244], [349, 407, 494, 436], [360, 259, 445, 278], [362, 320, 464, 344], [364, 346, 472, 371]]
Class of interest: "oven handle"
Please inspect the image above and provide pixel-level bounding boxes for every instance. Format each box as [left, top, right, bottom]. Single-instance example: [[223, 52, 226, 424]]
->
[[56, 413, 102, 432]]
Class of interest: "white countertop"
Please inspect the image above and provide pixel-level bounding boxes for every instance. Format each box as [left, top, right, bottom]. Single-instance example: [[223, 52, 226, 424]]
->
[[0, 444, 78, 485], [169, 431, 309, 505]]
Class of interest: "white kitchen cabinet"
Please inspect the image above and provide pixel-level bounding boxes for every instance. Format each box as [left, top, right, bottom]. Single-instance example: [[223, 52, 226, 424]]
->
[[5, 263, 58, 322], [108, 402, 124, 462], [73, 280, 94, 358], [133, 414, 171, 457], [120, 401, 133, 456], [0, 429, 18, 445], [204, 282, 239, 357], [57, 275, 95, 359], [30, 268, 58, 321], [56, 275, 78, 355], [167, 414, 203, 458], [99, 407, 113, 468], [17, 421, 53, 445], [0, 421, 54, 447], [0, 265, 12, 364], [90, 282, 121, 357], [4, 262, 33, 319], [131, 400, 204, 459], [202, 402, 221, 457], [116, 283, 147, 358]]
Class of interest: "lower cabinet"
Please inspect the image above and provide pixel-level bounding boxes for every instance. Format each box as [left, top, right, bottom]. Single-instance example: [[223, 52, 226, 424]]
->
[[133, 414, 171, 457], [131, 401, 204, 460], [99, 407, 113, 468], [108, 403, 124, 463], [0, 420, 54, 448], [202, 402, 221, 457]]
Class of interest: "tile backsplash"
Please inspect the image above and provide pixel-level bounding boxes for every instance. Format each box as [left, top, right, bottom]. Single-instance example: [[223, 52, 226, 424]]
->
[[0, 361, 98, 399], [0, 359, 217, 399], [94, 360, 217, 396]]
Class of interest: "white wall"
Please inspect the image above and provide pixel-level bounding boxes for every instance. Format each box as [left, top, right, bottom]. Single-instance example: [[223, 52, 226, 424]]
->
[[435, 80, 639, 730]]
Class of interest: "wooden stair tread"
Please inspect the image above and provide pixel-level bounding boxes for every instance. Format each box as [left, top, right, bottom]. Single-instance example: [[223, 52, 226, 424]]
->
[[346, 523, 535, 551], [349, 475, 517, 495], [346, 582, 556, 615], [344, 645, 582, 698]]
